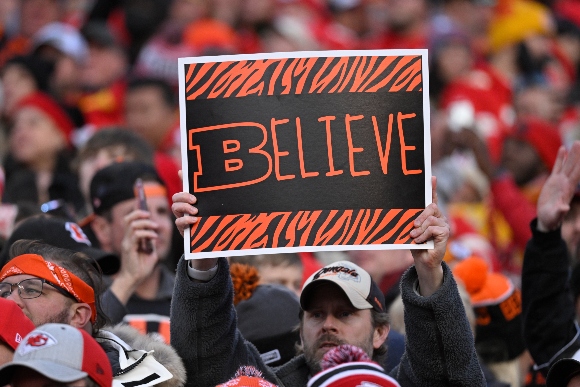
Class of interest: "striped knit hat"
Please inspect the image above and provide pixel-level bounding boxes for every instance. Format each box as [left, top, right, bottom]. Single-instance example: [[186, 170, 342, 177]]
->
[[217, 366, 278, 387], [308, 345, 401, 387]]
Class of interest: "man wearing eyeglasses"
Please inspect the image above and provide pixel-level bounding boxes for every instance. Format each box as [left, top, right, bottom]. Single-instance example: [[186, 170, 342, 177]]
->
[[0, 244, 98, 330], [0, 277, 90, 327], [0, 240, 185, 386]]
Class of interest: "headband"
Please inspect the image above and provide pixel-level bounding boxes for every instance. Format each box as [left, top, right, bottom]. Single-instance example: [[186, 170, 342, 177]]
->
[[143, 182, 167, 198], [0, 254, 96, 323]]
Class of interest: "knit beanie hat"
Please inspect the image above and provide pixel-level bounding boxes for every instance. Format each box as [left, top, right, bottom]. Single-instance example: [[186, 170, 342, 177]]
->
[[217, 366, 278, 387], [308, 345, 401, 387], [231, 263, 301, 367], [15, 92, 74, 146], [488, 0, 554, 53], [452, 256, 525, 362]]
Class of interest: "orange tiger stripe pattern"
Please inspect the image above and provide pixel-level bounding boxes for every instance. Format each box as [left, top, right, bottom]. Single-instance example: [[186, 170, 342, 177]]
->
[[185, 55, 422, 100], [188, 208, 422, 252]]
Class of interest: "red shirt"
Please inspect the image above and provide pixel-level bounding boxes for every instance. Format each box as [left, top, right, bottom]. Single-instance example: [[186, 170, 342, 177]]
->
[[78, 80, 126, 129]]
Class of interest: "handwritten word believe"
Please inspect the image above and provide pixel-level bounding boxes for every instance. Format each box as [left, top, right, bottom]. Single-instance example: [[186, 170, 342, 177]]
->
[[189, 112, 422, 192]]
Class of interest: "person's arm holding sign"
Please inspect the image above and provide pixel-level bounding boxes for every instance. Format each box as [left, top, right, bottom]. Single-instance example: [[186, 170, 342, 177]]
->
[[172, 191, 218, 273], [170, 191, 275, 386], [394, 176, 485, 386], [170, 177, 484, 386], [409, 176, 446, 297]]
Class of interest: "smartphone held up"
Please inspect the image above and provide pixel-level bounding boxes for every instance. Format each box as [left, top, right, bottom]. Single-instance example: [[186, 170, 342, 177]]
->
[[134, 178, 154, 254]]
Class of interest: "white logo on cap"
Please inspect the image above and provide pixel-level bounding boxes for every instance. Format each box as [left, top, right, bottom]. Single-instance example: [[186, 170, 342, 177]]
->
[[314, 265, 361, 283], [15, 333, 22, 343], [18, 332, 57, 355], [65, 222, 91, 246]]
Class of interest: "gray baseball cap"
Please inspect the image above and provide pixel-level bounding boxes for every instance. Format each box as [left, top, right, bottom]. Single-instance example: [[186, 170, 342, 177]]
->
[[0, 323, 112, 387]]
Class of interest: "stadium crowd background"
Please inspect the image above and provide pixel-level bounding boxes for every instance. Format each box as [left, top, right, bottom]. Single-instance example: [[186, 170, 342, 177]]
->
[[0, 0, 579, 386]]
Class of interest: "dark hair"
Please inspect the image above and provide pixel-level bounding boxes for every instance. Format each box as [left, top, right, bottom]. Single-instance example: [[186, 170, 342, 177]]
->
[[370, 310, 390, 359], [3, 55, 55, 92], [127, 77, 176, 107], [8, 240, 109, 333], [73, 127, 154, 171]]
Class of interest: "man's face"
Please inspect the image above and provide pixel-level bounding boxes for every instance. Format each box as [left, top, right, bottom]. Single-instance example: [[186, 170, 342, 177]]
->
[[0, 275, 72, 327], [300, 283, 385, 373], [108, 195, 173, 260], [125, 86, 176, 148], [78, 147, 128, 202], [80, 44, 127, 89]]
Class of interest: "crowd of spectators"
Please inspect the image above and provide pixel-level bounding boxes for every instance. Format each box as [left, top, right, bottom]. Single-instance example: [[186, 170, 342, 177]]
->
[[0, 0, 579, 386]]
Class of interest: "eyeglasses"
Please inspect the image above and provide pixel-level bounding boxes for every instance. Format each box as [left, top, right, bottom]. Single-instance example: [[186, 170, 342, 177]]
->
[[0, 278, 73, 300]]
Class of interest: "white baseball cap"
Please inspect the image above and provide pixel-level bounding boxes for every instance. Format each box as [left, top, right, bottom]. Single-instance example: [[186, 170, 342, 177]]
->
[[33, 22, 88, 63], [300, 261, 386, 313]]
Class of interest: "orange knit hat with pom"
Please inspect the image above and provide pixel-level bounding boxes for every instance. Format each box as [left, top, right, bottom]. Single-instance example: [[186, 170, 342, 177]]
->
[[452, 255, 525, 361], [452, 255, 513, 305]]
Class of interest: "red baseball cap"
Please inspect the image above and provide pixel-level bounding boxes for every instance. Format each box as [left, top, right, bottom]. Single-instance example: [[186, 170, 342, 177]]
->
[[0, 299, 35, 351]]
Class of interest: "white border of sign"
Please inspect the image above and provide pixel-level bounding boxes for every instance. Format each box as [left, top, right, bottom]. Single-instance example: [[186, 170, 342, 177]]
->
[[178, 49, 433, 259]]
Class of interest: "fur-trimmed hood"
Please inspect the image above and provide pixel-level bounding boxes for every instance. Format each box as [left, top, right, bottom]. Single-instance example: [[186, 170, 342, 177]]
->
[[98, 324, 186, 387]]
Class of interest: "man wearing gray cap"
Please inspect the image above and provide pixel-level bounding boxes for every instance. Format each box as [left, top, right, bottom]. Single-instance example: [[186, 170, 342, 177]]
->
[[170, 178, 485, 386], [0, 323, 112, 387]]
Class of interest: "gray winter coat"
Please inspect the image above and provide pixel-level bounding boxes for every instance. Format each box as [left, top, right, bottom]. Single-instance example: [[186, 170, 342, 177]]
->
[[170, 257, 484, 387]]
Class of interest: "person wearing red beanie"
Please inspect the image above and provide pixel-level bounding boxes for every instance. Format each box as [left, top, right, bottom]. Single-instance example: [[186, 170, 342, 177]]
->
[[2, 91, 84, 215], [15, 91, 75, 146]]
